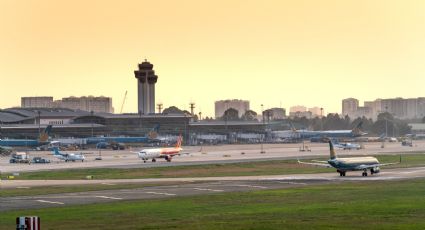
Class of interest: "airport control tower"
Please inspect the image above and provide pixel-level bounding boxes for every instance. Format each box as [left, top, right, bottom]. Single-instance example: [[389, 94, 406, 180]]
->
[[134, 60, 158, 114]]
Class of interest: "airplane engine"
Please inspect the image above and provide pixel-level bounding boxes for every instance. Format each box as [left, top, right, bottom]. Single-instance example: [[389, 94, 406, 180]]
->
[[371, 167, 380, 174]]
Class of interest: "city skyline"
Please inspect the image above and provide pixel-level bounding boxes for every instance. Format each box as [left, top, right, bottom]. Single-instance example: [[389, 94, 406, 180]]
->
[[1, 0, 424, 117]]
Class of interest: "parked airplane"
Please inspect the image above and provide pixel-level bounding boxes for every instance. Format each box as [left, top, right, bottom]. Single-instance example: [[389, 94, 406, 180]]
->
[[298, 140, 400, 176], [334, 142, 361, 150], [52, 147, 85, 162], [86, 124, 161, 144], [134, 135, 184, 163], [0, 125, 52, 147], [289, 122, 366, 142]]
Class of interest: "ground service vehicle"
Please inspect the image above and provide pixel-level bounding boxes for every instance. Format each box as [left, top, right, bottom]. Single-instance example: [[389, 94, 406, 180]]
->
[[31, 157, 51, 163], [9, 152, 30, 164]]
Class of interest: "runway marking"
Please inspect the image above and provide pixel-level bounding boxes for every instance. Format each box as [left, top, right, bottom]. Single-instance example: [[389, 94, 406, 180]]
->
[[277, 182, 307, 185], [235, 184, 268, 189], [95, 196, 122, 200], [400, 169, 425, 174], [193, 188, 224, 192], [16, 186, 31, 189], [36, 200, 64, 205], [100, 183, 116, 186], [145, 192, 176, 196]]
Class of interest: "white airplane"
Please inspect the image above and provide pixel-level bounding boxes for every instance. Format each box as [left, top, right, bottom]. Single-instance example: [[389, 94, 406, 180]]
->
[[298, 140, 400, 176], [52, 147, 85, 162], [134, 136, 184, 163], [333, 142, 361, 150]]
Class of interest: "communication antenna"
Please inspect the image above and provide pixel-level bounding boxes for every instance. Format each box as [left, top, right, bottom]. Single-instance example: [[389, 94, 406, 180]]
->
[[157, 103, 163, 113], [189, 102, 196, 116]]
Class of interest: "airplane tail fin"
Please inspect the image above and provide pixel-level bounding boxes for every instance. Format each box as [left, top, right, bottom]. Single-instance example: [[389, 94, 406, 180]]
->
[[147, 124, 160, 139], [328, 140, 337, 159], [352, 121, 366, 136], [289, 122, 297, 132], [52, 147, 61, 155], [39, 125, 52, 142], [175, 135, 183, 148]]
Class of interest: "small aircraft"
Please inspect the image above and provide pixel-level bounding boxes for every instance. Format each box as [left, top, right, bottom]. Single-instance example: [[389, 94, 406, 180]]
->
[[52, 147, 85, 162], [298, 139, 400, 176], [333, 142, 361, 150], [134, 135, 185, 163]]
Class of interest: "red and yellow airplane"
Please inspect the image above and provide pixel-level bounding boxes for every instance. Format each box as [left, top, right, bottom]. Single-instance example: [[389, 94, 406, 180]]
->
[[134, 135, 184, 163]]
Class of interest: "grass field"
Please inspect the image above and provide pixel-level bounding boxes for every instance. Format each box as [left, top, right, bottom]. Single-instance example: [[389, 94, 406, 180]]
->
[[2, 153, 424, 180], [1, 178, 425, 229]]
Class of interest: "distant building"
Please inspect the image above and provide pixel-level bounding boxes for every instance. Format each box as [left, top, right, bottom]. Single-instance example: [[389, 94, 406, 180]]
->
[[22, 96, 114, 113], [353, 106, 373, 119], [345, 97, 425, 120], [215, 99, 250, 118], [308, 107, 324, 117], [55, 96, 114, 113], [21, 97, 54, 108], [289, 105, 307, 113], [342, 98, 359, 117], [264, 108, 286, 120], [289, 111, 312, 119], [364, 99, 382, 120]]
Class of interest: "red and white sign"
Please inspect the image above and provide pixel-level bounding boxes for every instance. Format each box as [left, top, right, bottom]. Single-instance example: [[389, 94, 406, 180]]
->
[[16, 216, 40, 230]]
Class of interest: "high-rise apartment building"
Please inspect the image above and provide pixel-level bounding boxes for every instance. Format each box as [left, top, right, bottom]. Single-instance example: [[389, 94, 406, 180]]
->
[[289, 105, 307, 113], [346, 97, 425, 120], [57, 96, 113, 113], [21, 97, 54, 108], [342, 98, 359, 117], [21, 96, 114, 113]]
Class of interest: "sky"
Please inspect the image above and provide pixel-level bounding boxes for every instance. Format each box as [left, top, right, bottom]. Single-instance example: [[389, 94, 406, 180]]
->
[[1, 0, 424, 117]]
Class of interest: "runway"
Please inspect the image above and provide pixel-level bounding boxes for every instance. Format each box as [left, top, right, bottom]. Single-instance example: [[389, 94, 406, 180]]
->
[[2, 166, 425, 212], [1, 141, 424, 173]]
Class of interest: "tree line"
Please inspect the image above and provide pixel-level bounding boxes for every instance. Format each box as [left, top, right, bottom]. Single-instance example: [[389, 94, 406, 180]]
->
[[162, 106, 416, 136]]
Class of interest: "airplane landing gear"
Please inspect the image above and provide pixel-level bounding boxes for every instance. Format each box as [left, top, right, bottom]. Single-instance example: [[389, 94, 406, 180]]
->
[[143, 160, 146, 163], [152, 158, 156, 162], [338, 171, 346, 176], [362, 170, 368, 177]]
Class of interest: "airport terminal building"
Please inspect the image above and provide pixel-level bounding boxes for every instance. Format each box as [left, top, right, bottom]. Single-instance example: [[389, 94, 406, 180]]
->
[[0, 108, 278, 144]]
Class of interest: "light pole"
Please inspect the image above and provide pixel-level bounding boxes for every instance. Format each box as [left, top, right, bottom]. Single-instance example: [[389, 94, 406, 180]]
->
[[261, 104, 265, 153], [139, 110, 142, 134], [37, 110, 41, 137], [320, 107, 324, 130], [385, 106, 388, 138], [90, 110, 94, 137]]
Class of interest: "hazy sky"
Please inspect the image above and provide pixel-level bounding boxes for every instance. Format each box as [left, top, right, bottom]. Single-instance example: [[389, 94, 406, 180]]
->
[[1, 0, 424, 117]]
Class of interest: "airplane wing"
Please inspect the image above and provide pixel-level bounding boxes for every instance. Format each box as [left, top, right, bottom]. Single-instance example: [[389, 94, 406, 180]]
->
[[355, 156, 401, 170], [168, 152, 191, 156], [297, 159, 332, 168], [311, 159, 328, 163]]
